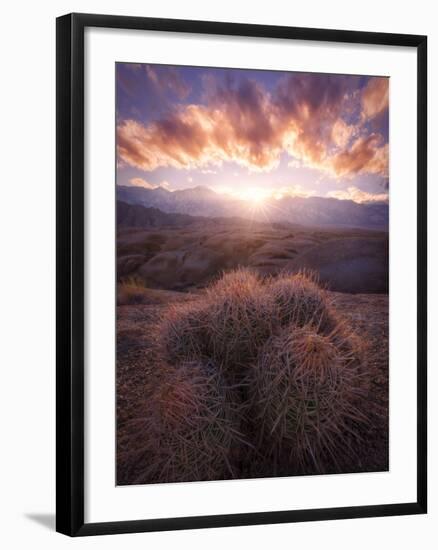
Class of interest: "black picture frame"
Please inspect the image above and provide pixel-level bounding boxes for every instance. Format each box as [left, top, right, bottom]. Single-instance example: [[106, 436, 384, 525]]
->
[[56, 12, 427, 537]]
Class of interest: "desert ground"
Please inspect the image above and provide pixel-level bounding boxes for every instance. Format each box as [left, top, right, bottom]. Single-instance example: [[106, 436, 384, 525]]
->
[[116, 217, 389, 485]]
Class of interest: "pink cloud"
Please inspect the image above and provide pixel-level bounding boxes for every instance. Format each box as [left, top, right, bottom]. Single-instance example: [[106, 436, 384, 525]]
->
[[117, 99, 282, 173], [117, 74, 389, 179]]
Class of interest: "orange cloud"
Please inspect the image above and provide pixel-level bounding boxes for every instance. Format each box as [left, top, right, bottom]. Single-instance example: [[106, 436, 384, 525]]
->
[[117, 74, 389, 179], [118, 96, 282, 173], [275, 74, 355, 163], [330, 134, 388, 178]]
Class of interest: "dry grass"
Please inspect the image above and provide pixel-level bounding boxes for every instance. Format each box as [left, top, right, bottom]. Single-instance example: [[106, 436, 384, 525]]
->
[[117, 276, 150, 305]]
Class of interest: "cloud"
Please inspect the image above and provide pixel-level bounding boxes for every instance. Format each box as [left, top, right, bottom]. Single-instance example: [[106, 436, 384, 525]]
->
[[287, 159, 302, 169], [128, 177, 156, 188], [128, 177, 170, 190], [274, 73, 362, 165], [329, 134, 388, 178], [273, 184, 316, 199], [117, 98, 281, 173], [117, 72, 389, 179], [326, 186, 388, 204], [331, 119, 356, 148], [145, 65, 191, 99], [361, 77, 389, 120]]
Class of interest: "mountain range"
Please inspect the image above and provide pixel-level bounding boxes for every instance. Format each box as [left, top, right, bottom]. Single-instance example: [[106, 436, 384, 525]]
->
[[117, 200, 200, 228], [117, 185, 388, 230]]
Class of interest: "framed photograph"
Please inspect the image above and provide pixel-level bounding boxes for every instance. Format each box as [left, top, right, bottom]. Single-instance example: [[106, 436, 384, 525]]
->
[[56, 13, 427, 536]]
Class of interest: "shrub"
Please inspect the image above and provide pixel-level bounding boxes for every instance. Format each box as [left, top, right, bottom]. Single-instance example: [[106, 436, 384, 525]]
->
[[204, 269, 275, 373], [142, 268, 371, 479], [249, 324, 369, 474], [266, 271, 335, 332], [123, 360, 246, 484], [160, 268, 274, 380], [207, 267, 260, 295], [160, 301, 212, 363]]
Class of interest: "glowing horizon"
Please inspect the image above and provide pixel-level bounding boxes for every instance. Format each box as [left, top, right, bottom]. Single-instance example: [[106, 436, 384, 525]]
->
[[121, 180, 388, 206]]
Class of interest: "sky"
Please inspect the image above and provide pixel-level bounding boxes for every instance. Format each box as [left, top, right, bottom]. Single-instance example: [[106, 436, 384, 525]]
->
[[116, 63, 389, 204]]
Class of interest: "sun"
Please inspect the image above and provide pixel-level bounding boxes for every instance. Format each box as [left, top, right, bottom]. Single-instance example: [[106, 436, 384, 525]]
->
[[251, 190, 266, 204], [239, 187, 270, 204]]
